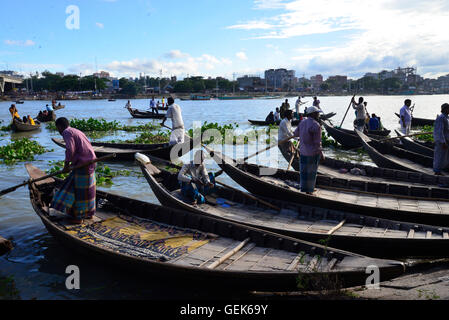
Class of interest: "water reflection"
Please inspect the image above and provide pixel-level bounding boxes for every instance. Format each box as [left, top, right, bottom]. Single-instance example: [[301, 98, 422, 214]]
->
[[1, 96, 448, 299]]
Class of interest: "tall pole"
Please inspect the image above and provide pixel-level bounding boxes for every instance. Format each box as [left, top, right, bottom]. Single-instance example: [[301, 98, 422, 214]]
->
[[159, 69, 162, 95]]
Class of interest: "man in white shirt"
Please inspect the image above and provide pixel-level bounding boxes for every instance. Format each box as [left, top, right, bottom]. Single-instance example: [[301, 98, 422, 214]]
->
[[400, 99, 413, 135], [278, 110, 295, 162], [433, 103, 449, 175], [125, 100, 132, 109], [352, 96, 366, 131], [149, 97, 158, 114], [274, 107, 281, 122], [295, 96, 302, 120], [178, 150, 215, 205], [161, 97, 185, 145]]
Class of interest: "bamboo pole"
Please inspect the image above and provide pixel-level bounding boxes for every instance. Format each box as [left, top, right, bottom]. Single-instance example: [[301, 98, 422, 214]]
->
[[207, 238, 250, 269]]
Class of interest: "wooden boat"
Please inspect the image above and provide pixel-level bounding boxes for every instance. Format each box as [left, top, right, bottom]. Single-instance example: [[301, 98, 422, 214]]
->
[[11, 118, 41, 132], [320, 155, 449, 188], [248, 112, 336, 127], [52, 135, 196, 161], [208, 150, 449, 227], [322, 122, 390, 149], [25, 164, 405, 291], [108, 99, 116, 102], [157, 105, 168, 111], [53, 105, 65, 110], [218, 96, 253, 100], [395, 113, 435, 127], [395, 130, 434, 157], [356, 130, 435, 175], [127, 107, 166, 119], [140, 161, 449, 258], [191, 94, 211, 101], [36, 111, 56, 122], [277, 146, 449, 200], [15, 100, 24, 104]]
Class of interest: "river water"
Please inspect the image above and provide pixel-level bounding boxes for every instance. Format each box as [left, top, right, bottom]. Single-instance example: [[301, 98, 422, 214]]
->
[[0, 95, 447, 299]]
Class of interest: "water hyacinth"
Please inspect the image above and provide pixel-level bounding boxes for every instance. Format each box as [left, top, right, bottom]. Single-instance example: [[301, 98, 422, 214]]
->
[[0, 138, 50, 165], [46, 161, 135, 187], [46, 118, 160, 133]]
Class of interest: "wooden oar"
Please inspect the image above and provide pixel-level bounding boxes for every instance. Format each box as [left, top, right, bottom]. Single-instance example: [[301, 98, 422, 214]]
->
[[242, 135, 295, 162], [214, 180, 281, 211], [0, 154, 116, 197], [162, 123, 294, 164], [339, 94, 356, 128], [379, 131, 433, 143]]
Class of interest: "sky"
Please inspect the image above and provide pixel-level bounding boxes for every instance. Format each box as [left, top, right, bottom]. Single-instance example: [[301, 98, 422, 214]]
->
[[1, 0, 449, 80]]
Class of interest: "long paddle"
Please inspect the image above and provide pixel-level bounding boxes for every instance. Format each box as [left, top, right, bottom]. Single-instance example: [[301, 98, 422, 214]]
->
[[242, 135, 295, 162], [161, 124, 294, 163], [339, 94, 356, 128], [379, 131, 433, 143], [214, 180, 281, 211], [0, 154, 116, 197]]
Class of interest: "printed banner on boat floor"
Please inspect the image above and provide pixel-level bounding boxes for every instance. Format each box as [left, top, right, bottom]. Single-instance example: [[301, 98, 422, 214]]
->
[[67, 215, 210, 260]]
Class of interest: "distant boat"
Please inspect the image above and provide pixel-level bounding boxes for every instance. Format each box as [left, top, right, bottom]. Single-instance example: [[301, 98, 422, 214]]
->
[[108, 99, 116, 102], [218, 96, 253, 100], [190, 94, 210, 101], [257, 95, 281, 100], [15, 100, 24, 104], [53, 104, 65, 110]]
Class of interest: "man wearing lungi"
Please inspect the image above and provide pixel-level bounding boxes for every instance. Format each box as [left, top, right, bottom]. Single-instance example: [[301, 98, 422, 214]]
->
[[50, 117, 97, 223], [433, 103, 449, 175], [295, 106, 324, 195], [178, 150, 215, 205]]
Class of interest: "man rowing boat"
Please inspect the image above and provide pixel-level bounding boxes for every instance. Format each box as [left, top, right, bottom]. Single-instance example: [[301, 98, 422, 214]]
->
[[161, 97, 185, 145], [50, 117, 97, 224], [400, 99, 413, 135]]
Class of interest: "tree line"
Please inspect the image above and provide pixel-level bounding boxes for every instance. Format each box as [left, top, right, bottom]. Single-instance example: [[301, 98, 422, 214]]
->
[[19, 71, 238, 95]]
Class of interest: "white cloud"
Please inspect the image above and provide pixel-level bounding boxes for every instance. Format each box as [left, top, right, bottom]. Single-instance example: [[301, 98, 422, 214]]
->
[[4, 40, 35, 47], [96, 22, 104, 29], [165, 50, 189, 59], [104, 52, 233, 78], [227, 0, 449, 78], [236, 52, 248, 60]]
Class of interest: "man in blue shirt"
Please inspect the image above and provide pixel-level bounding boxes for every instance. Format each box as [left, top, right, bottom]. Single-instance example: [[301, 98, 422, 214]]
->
[[368, 113, 380, 131]]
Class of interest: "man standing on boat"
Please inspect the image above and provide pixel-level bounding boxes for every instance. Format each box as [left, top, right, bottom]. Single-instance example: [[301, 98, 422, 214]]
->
[[178, 150, 215, 205], [295, 96, 302, 120], [50, 117, 97, 224], [149, 96, 158, 114], [352, 96, 366, 131], [433, 103, 449, 175], [278, 110, 295, 160], [400, 99, 413, 135], [312, 97, 321, 110], [161, 97, 185, 145], [294, 106, 324, 195]]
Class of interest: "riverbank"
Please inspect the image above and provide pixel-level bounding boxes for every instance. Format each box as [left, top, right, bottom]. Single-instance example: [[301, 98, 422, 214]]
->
[[2, 91, 446, 102]]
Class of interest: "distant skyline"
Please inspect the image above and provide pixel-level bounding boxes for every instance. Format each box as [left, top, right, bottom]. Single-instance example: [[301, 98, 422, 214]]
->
[[2, 0, 449, 80]]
